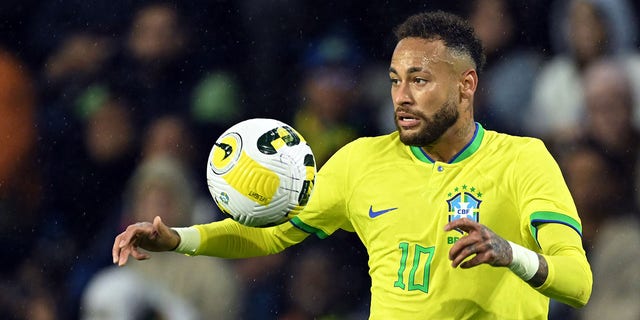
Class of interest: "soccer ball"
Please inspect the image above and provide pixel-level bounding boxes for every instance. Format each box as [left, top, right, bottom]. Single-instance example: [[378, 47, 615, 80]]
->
[[206, 118, 316, 227]]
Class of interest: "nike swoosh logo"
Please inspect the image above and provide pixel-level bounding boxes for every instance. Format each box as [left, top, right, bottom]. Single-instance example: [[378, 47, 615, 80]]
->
[[368, 206, 398, 218]]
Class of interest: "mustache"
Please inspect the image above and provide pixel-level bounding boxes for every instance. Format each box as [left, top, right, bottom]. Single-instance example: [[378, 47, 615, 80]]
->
[[395, 107, 424, 117]]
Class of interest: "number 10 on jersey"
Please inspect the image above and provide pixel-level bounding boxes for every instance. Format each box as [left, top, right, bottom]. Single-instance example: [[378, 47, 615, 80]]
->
[[394, 242, 435, 294]]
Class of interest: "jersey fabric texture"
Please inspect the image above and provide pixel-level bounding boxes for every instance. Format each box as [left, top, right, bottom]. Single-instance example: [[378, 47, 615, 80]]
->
[[194, 123, 591, 319]]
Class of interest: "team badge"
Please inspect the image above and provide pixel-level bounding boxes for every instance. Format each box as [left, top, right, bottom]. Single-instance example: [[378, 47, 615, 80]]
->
[[446, 185, 482, 232]]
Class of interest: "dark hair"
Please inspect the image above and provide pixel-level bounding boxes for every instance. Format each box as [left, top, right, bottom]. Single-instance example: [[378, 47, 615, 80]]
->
[[394, 11, 486, 74]]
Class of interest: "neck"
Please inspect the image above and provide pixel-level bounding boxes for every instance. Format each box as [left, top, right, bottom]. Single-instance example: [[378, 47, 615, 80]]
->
[[421, 119, 477, 162]]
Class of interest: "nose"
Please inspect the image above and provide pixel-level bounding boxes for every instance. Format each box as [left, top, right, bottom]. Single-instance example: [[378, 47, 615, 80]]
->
[[393, 81, 413, 106]]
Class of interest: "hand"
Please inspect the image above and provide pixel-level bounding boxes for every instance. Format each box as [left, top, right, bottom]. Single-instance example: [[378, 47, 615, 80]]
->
[[444, 218, 512, 269], [112, 216, 180, 266]]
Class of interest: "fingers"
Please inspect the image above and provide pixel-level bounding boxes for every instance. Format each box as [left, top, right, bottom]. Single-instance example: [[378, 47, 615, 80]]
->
[[446, 218, 481, 267], [130, 246, 151, 261], [112, 232, 125, 264], [444, 217, 481, 233], [446, 219, 512, 268], [112, 221, 155, 266], [459, 254, 484, 269], [449, 239, 487, 268]]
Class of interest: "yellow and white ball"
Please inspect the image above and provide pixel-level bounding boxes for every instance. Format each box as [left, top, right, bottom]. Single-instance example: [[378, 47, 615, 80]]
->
[[207, 118, 316, 227]]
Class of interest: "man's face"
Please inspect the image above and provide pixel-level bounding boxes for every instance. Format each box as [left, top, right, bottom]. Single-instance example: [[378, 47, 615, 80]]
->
[[389, 38, 460, 146]]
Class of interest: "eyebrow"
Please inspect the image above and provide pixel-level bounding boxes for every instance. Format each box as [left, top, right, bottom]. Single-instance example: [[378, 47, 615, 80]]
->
[[389, 66, 424, 75]]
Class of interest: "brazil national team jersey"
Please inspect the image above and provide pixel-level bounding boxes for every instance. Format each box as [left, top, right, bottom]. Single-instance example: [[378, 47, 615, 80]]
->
[[289, 123, 583, 319]]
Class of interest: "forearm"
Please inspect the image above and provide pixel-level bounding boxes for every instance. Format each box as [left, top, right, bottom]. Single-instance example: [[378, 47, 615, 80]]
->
[[536, 250, 592, 307], [531, 223, 593, 307], [176, 218, 309, 258]]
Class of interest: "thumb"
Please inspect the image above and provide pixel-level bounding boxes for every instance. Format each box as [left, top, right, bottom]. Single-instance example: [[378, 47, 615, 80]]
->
[[153, 216, 164, 229], [152, 215, 179, 251], [152, 216, 168, 235]]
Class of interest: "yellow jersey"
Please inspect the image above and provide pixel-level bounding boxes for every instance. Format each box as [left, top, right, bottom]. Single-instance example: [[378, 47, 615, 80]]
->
[[288, 123, 585, 319], [194, 123, 591, 319]]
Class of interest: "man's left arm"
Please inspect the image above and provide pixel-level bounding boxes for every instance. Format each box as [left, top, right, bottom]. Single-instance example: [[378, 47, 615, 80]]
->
[[530, 223, 592, 307], [445, 218, 592, 307]]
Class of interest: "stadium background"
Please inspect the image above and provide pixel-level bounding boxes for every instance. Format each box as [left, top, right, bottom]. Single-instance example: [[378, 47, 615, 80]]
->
[[1, 0, 639, 319]]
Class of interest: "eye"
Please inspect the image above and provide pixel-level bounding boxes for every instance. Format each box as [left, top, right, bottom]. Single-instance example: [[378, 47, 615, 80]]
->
[[389, 78, 400, 86], [413, 78, 428, 84]]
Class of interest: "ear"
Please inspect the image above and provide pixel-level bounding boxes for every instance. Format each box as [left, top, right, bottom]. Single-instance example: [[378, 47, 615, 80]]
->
[[459, 69, 478, 101]]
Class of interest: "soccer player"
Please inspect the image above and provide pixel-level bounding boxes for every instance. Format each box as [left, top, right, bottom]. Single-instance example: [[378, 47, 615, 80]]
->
[[113, 11, 592, 319]]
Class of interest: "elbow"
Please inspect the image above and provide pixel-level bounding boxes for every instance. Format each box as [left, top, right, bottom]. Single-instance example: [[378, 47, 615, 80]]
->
[[539, 257, 593, 308], [559, 265, 593, 308], [566, 287, 591, 308], [572, 268, 593, 308]]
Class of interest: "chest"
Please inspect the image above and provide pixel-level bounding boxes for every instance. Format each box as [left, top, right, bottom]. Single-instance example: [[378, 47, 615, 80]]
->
[[347, 161, 521, 245]]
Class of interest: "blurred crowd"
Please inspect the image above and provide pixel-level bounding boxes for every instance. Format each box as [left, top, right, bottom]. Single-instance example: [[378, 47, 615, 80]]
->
[[0, 0, 639, 319]]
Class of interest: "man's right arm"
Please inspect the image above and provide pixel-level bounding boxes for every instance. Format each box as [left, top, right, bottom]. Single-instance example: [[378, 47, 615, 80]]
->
[[113, 215, 311, 266], [181, 218, 310, 258]]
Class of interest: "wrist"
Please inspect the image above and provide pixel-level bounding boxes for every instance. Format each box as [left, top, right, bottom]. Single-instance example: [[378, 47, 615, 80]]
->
[[171, 227, 201, 255], [169, 228, 181, 251], [507, 241, 539, 281]]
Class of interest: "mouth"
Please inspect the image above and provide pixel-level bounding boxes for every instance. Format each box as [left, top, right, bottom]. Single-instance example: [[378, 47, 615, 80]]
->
[[396, 112, 420, 128]]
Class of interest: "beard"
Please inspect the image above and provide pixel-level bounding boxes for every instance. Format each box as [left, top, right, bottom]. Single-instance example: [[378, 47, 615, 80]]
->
[[396, 99, 459, 146]]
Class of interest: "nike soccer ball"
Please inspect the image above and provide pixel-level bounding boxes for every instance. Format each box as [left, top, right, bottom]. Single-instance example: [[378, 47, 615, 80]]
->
[[207, 118, 316, 227]]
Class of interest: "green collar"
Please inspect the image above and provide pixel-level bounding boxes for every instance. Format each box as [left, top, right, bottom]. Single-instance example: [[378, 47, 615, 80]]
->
[[410, 123, 485, 164]]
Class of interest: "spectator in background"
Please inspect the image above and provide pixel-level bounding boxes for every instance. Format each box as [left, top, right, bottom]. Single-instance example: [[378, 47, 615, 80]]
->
[[558, 145, 625, 252], [40, 32, 115, 120], [24, 0, 130, 68], [292, 33, 371, 166], [237, 0, 306, 120], [549, 146, 640, 320], [465, 0, 542, 135], [527, 0, 640, 139], [55, 96, 140, 319], [553, 58, 639, 213], [556, 144, 640, 320], [280, 246, 348, 320], [190, 70, 247, 161], [140, 114, 224, 225], [0, 48, 40, 270], [294, 64, 360, 166], [81, 156, 241, 320], [0, 47, 56, 320], [54, 96, 138, 250], [141, 115, 196, 169], [580, 207, 640, 320], [108, 2, 203, 129], [279, 241, 370, 320]]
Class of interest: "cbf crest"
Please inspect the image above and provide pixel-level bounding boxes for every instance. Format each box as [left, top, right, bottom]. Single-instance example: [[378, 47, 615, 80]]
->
[[447, 185, 482, 232]]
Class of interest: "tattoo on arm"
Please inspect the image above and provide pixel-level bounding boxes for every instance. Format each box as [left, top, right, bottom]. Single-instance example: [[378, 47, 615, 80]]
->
[[481, 225, 512, 266], [527, 254, 548, 287], [491, 237, 512, 266]]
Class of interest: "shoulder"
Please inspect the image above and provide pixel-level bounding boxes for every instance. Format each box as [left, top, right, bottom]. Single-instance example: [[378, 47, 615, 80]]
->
[[320, 131, 409, 173], [482, 129, 549, 158], [335, 131, 404, 157]]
